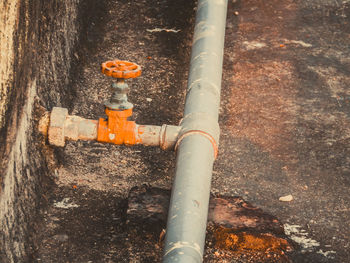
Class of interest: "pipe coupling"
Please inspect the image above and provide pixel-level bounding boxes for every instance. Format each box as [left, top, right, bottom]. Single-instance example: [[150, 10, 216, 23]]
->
[[175, 113, 220, 158]]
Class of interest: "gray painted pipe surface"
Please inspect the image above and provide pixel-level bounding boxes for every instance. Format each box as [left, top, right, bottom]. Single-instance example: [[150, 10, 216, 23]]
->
[[162, 0, 228, 262]]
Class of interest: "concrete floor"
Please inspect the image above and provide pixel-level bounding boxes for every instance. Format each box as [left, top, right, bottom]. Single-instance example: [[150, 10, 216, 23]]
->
[[29, 0, 350, 262]]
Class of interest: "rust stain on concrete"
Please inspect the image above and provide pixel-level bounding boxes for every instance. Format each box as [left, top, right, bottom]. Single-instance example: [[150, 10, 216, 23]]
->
[[226, 0, 299, 163], [228, 60, 298, 162], [214, 226, 292, 252]]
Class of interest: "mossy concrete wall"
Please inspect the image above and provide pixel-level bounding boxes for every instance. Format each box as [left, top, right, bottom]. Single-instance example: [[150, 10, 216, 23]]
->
[[0, 1, 82, 261]]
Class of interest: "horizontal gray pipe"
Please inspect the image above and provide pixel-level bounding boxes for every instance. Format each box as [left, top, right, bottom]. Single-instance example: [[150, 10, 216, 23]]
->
[[162, 0, 228, 262]]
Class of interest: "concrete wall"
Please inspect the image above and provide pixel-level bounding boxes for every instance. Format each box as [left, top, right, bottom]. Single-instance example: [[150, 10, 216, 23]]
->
[[0, 1, 82, 261]]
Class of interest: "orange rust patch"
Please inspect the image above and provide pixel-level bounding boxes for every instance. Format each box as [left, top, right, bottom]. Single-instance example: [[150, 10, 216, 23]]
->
[[214, 226, 292, 253]]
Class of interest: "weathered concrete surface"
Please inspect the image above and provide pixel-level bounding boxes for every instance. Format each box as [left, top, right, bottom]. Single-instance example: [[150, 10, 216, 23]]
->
[[21, 0, 350, 262], [0, 1, 17, 130], [213, 0, 350, 262], [0, 0, 93, 262]]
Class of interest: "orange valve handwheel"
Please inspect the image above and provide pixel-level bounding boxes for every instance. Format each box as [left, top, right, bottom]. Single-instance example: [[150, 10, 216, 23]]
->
[[101, 60, 141, 79]]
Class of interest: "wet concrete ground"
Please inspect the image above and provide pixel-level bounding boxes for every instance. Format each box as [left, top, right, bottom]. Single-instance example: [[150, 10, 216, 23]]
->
[[29, 0, 350, 262]]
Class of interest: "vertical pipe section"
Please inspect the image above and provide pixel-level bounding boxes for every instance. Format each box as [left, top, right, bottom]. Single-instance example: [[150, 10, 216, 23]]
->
[[163, 0, 228, 262]]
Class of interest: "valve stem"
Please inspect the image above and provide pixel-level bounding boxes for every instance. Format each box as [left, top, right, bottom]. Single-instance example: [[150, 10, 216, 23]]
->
[[105, 78, 133, 110]]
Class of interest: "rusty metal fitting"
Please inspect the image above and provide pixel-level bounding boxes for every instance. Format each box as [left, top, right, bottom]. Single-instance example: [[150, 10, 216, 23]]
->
[[46, 107, 98, 147], [136, 124, 181, 150], [40, 107, 181, 149], [105, 79, 133, 110], [160, 125, 182, 150], [48, 107, 68, 146]]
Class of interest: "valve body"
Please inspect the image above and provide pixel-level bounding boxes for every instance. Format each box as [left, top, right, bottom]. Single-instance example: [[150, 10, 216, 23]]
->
[[97, 108, 139, 145]]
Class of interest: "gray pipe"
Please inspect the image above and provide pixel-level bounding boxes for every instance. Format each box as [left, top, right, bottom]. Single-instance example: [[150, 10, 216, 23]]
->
[[162, 0, 228, 262]]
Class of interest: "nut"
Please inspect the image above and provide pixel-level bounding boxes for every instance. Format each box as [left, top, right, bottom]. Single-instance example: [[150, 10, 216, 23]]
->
[[48, 107, 68, 147]]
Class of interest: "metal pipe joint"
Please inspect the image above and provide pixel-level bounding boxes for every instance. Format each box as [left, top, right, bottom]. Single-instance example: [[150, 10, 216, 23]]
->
[[176, 112, 220, 158], [39, 106, 181, 150]]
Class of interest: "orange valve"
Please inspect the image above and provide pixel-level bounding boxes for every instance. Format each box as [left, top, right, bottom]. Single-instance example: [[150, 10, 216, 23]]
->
[[101, 59, 142, 110], [101, 60, 141, 79], [98, 59, 142, 145]]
